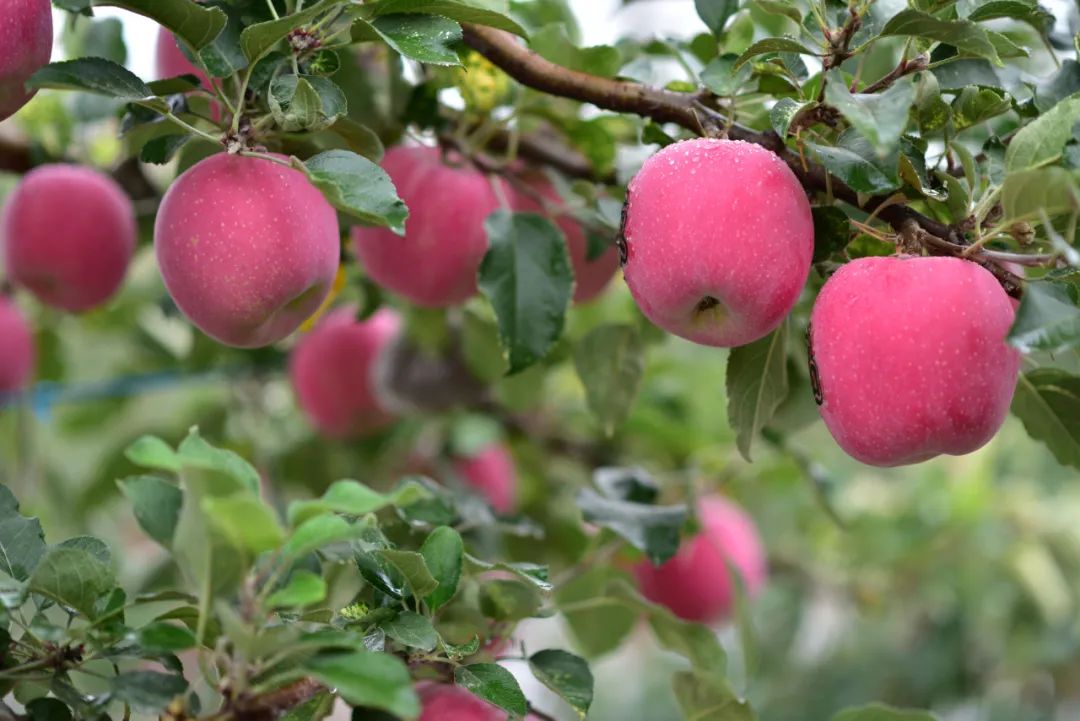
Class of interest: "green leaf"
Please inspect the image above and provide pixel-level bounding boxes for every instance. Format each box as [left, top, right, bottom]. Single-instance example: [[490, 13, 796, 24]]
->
[[734, 37, 811, 69], [27, 58, 152, 99], [190, 3, 248, 78], [672, 671, 755, 721], [1001, 168, 1080, 221], [454, 663, 528, 718], [0, 485, 46, 582], [755, 0, 801, 23], [378, 550, 439, 597], [967, 1, 1053, 34], [304, 651, 419, 718], [369, 14, 463, 66], [573, 324, 645, 435], [951, 85, 1011, 130], [177, 428, 260, 494], [479, 578, 543, 620], [110, 672, 188, 714], [288, 479, 429, 526], [529, 650, 594, 719], [25, 699, 72, 721], [831, 704, 938, 721], [118, 476, 182, 547], [286, 515, 363, 558], [726, 322, 789, 462], [95, 0, 226, 50], [824, 71, 914, 157], [28, 545, 115, 618], [1009, 283, 1080, 354], [269, 75, 347, 132], [267, 570, 328, 609], [1011, 369, 1080, 471], [201, 494, 285, 555], [576, 488, 687, 565], [367, 0, 527, 36], [420, 526, 463, 610], [135, 622, 197, 652], [805, 142, 899, 194], [297, 150, 408, 233], [381, 611, 438, 651], [329, 117, 385, 161], [140, 135, 190, 165], [530, 24, 621, 78], [701, 54, 752, 97], [811, 206, 851, 262], [479, 211, 574, 375], [1006, 93, 1080, 171], [555, 568, 637, 657], [694, 0, 739, 35], [124, 435, 182, 473], [768, 97, 812, 138], [241, 0, 345, 63], [880, 10, 1001, 65]]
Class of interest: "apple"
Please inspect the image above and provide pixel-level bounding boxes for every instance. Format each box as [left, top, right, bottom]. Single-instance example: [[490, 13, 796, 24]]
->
[[0, 296, 34, 394], [154, 152, 340, 348], [1, 164, 135, 312], [633, 495, 766, 623], [510, 174, 619, 303], [352, 146, 503, 307], [621, 138, 813, 347], [0, 0, 52, 122], [417, 683, 540, 721], [454, 442, 517, 514], [289, 306, 400, 438], [809, 255, 1021, 466], [155, 28, 210, 87]]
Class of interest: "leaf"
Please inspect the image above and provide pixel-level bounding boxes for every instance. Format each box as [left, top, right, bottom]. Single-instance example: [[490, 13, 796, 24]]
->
[[201, 494, 285, 555], [269, 75, 347, 132], [811, 206, 851, 262], [381, 611, 438, 651], [96, 0, 226, 50], [140, 134, 190, 165], [768, 98, 812, 138], [378, 550, 439, 597], [286, 515, 364, 558], [454, 663, 528, 718], [529, 650, 594, 719], [367, 0, 527, 36], [28, 545, 115, 618], [824, 71, 914, 157], [110, 672, 188, 714], [241, 0, 345, 64], [420, 526, 463, 610], [755, 0, 801, 23], [135, 622, 197, 652], [734, 37, 812, 69], [694, 0, 739, 35], [880, 10, 1001, 65], [831, 705, 938, 721], [192, 3, 248, 78], [1006, 93, 1080, 171], [1011, 369, 1080, 470], [368, 14, 463, 66], [0, 485, 46, 582], [117, 476, 182, 547], [297, 150, 408, 233], [479, 578, 543, 620], [1009, 283, 1080, 354], [124, 435, 181, 472], [576, 488, 687, 565], [479, 211, 573, 375], [966, 1, 1053, 34], [530, 24, 621, 78], [267, 570, 328, 609], [177, 429, 260, 493], [27, 58, 152, 99], [573, 324, 645, 435], [805, 142, 899, 194], [288, 479, 429, 526], [555, 568, 637, 657], [951, 85, 1011, 130], [700, 54, 752, 97], [304, 651, 419, 719], [1001, 168, 1080, 221], [672, 671, 756, 721], [593, 467, 659, 504], [726, 323, 789, 462]]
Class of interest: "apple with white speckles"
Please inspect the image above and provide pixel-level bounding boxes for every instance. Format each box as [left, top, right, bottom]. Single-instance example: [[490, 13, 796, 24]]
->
[[633, 495, 766, 623], [289, 307, 400, 438], [0, 0, 51, 122], [809, 256, 1021, 467], [154, 153, 340, 348], [0, 296, 34, 394], [352, 146, 503, 307], [621, 138, 813, 347], [2, 164, 136, 312]]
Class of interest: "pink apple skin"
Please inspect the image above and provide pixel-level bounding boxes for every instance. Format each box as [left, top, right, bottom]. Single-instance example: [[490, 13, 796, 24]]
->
[[809, 256, 1021, 467], [352, 146, 502, 307], [454, 443, 517, 514], [289, 306, 400, 438], [0, 296, 34, 394], [155, 29, 210, 86], [1, 164, 135, 312], [154, 153, 340, 348], [633, 496, 766, 624], [0, 0, 51, 122], [621, 138, 813, 347], [511, 175, 619, 303], [417, 683, 541, 721]]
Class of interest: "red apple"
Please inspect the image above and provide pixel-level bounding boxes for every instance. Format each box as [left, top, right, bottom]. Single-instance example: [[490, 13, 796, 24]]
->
[[417, 683, 540, 721], [154, 153, 340, 348], [809, 255, 1021, 466], [0, 0, 52, 121], [352, 146, 503, 307], [633, 495, 766, 623], [155, 28, 210, 87], [289, 306, 400, 438], [621, 138, 813, 347], [454, 442, 517, 514], [1, 164, 135, 312], [0, 296, 34, 394]]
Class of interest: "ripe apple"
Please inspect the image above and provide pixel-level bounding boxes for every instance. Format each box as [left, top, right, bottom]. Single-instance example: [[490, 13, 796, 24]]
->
[[809, 255, 1021, 466], [289, 306, 400, 438], [454, 442, 518, 514], [2, 164, 136, 312], [155, 29, 210, 87], [417, 683, 540, 721], [633, 495, 766, 623], [352, 146, 503, 307], [0, 296, 34, 394], [510, 174, 619, 304], [154, 152, 340, 348], [621, 138, 813, 347], [0, 0, 52, 121]]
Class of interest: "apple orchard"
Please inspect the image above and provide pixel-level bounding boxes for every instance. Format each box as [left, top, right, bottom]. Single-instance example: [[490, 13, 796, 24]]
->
[[2, 0, 1080, 719]]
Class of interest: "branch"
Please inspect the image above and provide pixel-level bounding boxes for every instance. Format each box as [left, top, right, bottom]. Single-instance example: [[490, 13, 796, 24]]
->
[[226, 679, 326, 721], [855, 53, 930, 94]]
